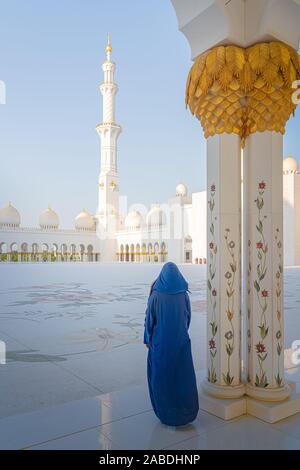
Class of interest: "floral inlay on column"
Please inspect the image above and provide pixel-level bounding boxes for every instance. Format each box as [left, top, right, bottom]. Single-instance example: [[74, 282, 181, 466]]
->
[[275, 228, 283, 387], [247, 239, 252, 383], [223, 228, 237, 385], [254, 181, 269, 388], [207, 183, 217, 384]]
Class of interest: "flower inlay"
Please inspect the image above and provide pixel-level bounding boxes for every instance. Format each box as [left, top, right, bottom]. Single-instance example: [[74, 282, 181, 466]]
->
[[254, 181, 269, 388], [207, 183, 218, 384], [275, 228, 283, 387], [223, 228, 237, 386]]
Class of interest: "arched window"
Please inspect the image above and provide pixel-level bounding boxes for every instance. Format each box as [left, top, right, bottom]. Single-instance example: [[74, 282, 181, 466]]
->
[[130, 244, 135, 262], [161, 242, 167, 262], [79, 244, 85, 262], [184, 235, 193, 263], [61, 244, 67, 262], [41, 243, 49, 262], [31, 243, 39, 262], [148, 243, 153, 263], [70, 244, 76, 261], [51, 244, 58, 262], [120, 245, 124, 262], [142, 243, 147, 263], [21, 242, 28, 262], [0, 242, 8, 262], [125, 244, 129, 262], [136, 244, 141, 263], [154, 242, 159, 263], [87, 245, 93, 262]]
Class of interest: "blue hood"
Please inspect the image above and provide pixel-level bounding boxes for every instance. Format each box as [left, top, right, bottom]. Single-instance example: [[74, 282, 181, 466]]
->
[[153, 262, 188, 294]]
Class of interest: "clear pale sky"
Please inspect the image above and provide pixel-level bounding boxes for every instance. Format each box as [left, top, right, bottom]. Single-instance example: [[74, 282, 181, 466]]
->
[[0, 0, 299, 227]]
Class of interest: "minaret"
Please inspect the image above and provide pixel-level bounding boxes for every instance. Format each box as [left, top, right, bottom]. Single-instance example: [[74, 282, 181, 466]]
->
[[96, 34, 122, 230]]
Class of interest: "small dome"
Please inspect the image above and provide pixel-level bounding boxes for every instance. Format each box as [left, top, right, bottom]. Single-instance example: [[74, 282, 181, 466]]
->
[[124, 210, 142, 229], [0, 202, 20, 227], [39, 206, 59, 229], [75, 210, 95, 231], [283, 156, 298, 174], [147, 205, 166, 228], [176, 183, 187, 197]]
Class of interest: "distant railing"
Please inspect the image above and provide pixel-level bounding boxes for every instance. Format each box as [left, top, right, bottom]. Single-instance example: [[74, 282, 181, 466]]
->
[[0, 226, 95, 233]]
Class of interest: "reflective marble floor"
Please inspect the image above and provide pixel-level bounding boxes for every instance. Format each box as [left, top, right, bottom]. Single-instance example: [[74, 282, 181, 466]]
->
[[0, 263, 300, 449], [1, 377, 300, 449]]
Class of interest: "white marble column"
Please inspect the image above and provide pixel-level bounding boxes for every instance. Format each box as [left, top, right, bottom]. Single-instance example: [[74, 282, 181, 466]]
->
[[244, 131, 290, 401], [203, 133, 245, 399]]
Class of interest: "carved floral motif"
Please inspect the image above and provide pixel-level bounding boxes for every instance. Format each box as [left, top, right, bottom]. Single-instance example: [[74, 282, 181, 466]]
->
[[223, 228, 237, 386], [247, 239, 252, 383], [254, 181, 269, 388], [275, 228, 283, 387], [207, 183, 217, 384]]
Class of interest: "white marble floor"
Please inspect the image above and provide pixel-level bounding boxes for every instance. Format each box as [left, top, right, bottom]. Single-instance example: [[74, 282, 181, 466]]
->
[[0, 380, 300, 450], [0, 263, 206, 418], [0, 263, 300, 449]]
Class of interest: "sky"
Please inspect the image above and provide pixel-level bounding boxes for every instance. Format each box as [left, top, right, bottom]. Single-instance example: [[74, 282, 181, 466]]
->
[[0, 0, 299, 228]]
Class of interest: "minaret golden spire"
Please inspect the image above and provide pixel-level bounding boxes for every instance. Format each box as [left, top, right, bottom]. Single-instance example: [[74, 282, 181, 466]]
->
[[106, 32, 112, 55]]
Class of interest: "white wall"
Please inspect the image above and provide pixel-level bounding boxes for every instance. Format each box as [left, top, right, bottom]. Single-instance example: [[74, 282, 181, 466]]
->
[[0, 228, 101, 260], [283, 174, 295, 266], [283, 172, 300, 267], [294, 175, 300, 265], [191, 191, 207, 263]]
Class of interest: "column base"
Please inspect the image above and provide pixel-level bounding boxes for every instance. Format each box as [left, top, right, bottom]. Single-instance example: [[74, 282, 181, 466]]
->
[[201, 379, 246, 399], [246, 383, 291, 402], [199, 371, 300, 423], [199, 388, 300, 423], [199, 389, 247, 420], [246, 383, 300, 423]]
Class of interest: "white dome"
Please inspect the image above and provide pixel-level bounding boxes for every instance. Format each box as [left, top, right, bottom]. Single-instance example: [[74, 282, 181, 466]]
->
[[147, 205, 166, 228], [125, 210, 142, 229], [176, 183, 187, 197], [75, 210, 95, 231], [39, 207, 59, 229], [283, 156, 298, 174], [0, 202, 20, 227]]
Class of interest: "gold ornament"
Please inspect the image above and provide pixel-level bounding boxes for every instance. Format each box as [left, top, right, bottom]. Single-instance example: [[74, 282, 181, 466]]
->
[[186, 42, 300, 146], [106, 32, 112, 54]]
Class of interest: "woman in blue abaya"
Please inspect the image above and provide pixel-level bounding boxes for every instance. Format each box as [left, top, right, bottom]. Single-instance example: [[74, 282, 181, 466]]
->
[[144, 262, 199, 426]]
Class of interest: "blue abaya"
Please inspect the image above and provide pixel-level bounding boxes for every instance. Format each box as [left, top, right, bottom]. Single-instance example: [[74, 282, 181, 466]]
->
[[144, 262, 199, 426]]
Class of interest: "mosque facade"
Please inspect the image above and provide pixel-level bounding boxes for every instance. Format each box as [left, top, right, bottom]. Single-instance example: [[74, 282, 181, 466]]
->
[[0, 37, 298, 266]]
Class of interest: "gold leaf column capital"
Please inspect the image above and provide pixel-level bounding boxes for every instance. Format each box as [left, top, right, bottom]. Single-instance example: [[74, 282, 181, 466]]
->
[[186, 42, 300, 146]]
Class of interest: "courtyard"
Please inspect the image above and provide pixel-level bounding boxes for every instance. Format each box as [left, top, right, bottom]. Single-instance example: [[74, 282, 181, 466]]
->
[[0, 263, 300, 449]]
